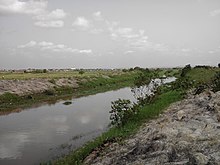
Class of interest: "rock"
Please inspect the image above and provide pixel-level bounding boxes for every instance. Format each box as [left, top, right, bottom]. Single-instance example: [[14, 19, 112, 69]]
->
[[189, 153, 208, 165], [85, 90, 220, 165], [177, 110, 186, 121]]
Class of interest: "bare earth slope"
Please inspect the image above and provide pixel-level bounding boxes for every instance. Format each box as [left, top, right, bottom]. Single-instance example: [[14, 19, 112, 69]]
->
[[85, 90, 220, 165], [0, 78, 78, 96]]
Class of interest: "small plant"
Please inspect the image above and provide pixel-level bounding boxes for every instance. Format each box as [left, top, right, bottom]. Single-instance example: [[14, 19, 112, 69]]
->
[[43, 89, 55, 96], [110, 99, 136, 126], [48, 79, 56, 84], [79, 70, 85, 75], [211, 71, 220, 92]]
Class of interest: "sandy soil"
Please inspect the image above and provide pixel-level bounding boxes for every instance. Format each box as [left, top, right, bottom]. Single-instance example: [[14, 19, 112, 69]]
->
[[0, 78, 78, 96]]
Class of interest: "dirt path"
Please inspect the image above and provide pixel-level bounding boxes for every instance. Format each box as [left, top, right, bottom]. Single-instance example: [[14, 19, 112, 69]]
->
[[84, 90, 220, 165], [0, 78, 78, 96]]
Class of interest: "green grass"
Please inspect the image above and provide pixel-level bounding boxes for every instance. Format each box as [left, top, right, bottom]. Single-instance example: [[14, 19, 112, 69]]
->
[[186, 67, 220, 84], [54, 90, 183, 165], [0, 70, 127, 80]]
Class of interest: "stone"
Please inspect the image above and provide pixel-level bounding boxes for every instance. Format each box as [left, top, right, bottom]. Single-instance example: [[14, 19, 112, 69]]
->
[[177, 110, 186, 121]]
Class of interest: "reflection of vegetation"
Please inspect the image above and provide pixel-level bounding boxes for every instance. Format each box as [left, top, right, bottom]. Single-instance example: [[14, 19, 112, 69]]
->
[[63, 101, 72, 105]]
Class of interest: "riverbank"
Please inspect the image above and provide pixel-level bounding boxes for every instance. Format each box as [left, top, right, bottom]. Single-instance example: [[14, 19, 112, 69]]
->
[[0, 70, 139, 111], [84, 89, 220, 164], [54, 66, 220, 165]]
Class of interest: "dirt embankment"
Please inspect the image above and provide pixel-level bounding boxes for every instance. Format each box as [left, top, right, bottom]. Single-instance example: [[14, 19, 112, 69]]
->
[[85, 90, 220, 165], [0, 78, 78, 96]]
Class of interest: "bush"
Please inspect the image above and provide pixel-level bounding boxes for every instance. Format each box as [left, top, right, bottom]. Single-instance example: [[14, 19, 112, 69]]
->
[[79, 70, 85, 75], [43, 89, 55, 95], [211, 71, 220, 92], [180, 64, 191, 77], [110, 99, 136, 126], [172, 77, 194, 90]]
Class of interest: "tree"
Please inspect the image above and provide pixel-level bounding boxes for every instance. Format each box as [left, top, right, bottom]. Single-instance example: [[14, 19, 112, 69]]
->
[[218, 63, 220, 68]]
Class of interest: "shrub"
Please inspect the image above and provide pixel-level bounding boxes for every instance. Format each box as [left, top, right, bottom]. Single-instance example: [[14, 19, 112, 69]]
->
[[211, 71, 220, 92], [43, 69, 47, 73], [43, 89, 55, 95], [79, 70, 85, 75], [110, 99, 136, 126], [172, 77, 194, 90], [180, 64, 191, 77], [49, 79, 56, 84]]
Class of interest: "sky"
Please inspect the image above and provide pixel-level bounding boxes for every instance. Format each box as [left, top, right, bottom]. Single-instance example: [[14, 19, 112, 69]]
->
[[0, 0, 220, 69]]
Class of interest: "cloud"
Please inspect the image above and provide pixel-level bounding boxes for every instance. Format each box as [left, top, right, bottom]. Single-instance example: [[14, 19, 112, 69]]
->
[[210, 9, 220, 17], [17, 40, 37, 48], [72, 17, 90, 30], [0, 1, 66, 28], [0, 0, 47, 15], [93, 11, 103, 21], [107, 21, 167, 51], [34, 9, 66, 21], [124, 50, 134, 54], [18, 41, 92, 54], [34, 20, 64, 28], [33, 9, 66, 28]]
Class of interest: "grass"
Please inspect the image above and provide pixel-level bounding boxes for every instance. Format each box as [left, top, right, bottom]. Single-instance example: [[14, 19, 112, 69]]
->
[[54, 90, 183, 165], [186, 67, 220, 84], [0, 70, 126, 80]]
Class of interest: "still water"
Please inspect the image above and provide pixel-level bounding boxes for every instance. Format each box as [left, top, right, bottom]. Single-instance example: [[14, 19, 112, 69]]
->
[[0, 77, 176, 165], [0, 87, 135, 165]]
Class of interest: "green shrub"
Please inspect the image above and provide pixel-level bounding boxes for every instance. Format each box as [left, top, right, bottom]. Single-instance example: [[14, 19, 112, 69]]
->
[[180, 64, 191, 77], [211, 71, 220, 92], [43, 89, 55, 95], [110, 99, 136, 126], [79, 70, 85, 75]]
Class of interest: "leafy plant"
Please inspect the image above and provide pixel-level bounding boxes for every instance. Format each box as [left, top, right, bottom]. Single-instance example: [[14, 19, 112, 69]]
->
[[180, 64, 191, 77], [110, 99, 136, 126], [211, 71, 220, 92]]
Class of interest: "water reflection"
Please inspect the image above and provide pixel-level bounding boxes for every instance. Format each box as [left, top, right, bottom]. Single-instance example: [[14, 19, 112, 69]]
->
[[0, 87, 135, 165]]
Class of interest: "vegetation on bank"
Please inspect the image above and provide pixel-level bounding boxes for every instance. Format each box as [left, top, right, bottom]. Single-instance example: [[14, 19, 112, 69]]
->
[[0, 70, 140, 111], [53, 65, 220, 165]]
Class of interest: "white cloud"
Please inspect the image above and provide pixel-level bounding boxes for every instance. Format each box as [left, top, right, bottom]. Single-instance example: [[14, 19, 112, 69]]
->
[[106, 20, 167, 52], [72, 17, 90, 30], [210, 9, 220, 17], [0, 1, 67, 28], [124, 50, 134, 54], [79, 49, 92, 54], [17, 40, 37, 48], [34, 20, 64, 28], [181, 48, 191, 52], [18, 41, 92, 54], [0, 0, 47, 15], [34, 9, 66, 21], [93, 11, 103, 21]]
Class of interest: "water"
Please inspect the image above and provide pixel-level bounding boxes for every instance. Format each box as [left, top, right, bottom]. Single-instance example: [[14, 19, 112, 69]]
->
[[0, 87, 135, 165], [0, 77, 176, 165]]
